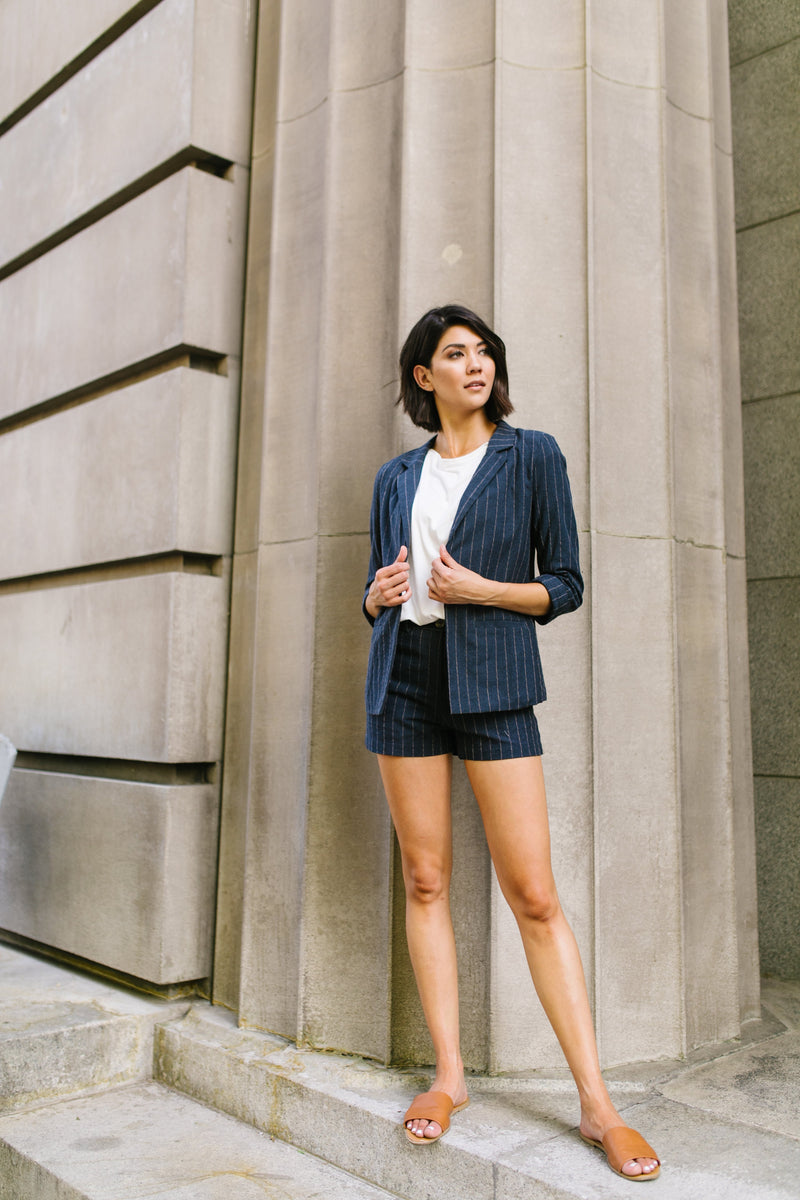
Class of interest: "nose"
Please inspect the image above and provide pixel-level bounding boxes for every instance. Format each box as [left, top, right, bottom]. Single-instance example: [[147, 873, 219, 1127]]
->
[[466, 350, 482, 372]]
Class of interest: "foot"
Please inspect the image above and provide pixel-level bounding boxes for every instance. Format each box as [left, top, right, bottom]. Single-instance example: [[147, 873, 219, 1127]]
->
[[405, 1070, 468, 1142], [579, 1112, 659, 1179]]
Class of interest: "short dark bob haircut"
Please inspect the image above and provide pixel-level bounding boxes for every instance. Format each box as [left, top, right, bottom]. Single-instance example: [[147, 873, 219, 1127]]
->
[[398, 304, 513, 432]]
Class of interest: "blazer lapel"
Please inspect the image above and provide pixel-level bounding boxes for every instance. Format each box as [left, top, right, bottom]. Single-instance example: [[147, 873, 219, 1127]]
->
[[392, 439, 432, 548], [448, 421, 515, 541]]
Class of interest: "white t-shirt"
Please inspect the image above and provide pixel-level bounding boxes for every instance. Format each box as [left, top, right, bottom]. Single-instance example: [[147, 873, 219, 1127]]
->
[[401, 442, 488, 625]]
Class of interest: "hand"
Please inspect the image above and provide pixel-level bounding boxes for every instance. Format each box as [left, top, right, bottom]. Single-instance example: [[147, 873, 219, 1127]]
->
[[367, 545, 412, 615], [428, 545, 489, 605]]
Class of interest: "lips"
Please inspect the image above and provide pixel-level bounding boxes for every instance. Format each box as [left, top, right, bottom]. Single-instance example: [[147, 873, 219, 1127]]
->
[[465, 381, 485, 390]]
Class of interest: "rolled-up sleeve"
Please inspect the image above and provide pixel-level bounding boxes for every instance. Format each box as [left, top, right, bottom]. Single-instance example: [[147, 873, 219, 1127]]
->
[[530, 433, 583, 625]]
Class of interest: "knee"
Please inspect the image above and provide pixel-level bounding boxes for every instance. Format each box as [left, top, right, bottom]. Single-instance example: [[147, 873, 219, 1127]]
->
[[509, 880, 561, 927], [403, 860, 449, 905]]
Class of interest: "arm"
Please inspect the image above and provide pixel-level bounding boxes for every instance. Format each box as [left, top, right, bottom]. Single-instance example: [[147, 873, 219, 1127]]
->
[[528, 432, 583, 624], [427, 433, 583, 621], [428, 546, 552, 616]]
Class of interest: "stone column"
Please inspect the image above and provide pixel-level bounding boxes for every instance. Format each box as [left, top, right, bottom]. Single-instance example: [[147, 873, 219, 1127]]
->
[[217, 0, 759, 1069]]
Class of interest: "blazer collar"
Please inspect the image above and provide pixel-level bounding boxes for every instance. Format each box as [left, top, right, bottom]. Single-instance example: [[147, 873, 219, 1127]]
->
[[395, 420, 516, 545]]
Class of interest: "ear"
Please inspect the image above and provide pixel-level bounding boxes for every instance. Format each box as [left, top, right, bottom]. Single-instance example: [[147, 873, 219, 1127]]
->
[[413, 364, 434, 391]]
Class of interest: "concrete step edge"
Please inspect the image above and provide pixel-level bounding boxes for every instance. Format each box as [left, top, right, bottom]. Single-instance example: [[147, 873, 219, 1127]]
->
[[0, 1080, 404, 1200], [153, 1004, 583, 1200]]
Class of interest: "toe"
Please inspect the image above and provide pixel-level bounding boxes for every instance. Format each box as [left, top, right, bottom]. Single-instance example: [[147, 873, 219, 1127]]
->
[[406, 1118, 442, 1139], [622, 1158, 658, 1177]]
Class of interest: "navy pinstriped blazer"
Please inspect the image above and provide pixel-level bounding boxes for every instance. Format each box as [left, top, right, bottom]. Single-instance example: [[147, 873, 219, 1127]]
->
[[363, 420, 583, 716]]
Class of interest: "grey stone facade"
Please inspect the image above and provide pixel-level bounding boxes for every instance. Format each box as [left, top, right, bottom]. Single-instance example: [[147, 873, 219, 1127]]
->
[[730, 0, 800, 979], [0, 0, 792, 1076]]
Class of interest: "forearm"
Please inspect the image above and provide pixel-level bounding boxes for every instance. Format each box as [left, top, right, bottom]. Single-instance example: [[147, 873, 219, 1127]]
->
[[477, 578, 552, 617]]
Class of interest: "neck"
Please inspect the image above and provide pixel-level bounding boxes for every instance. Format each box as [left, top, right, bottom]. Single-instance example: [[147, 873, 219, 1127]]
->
[[435, 413, 496, 459]]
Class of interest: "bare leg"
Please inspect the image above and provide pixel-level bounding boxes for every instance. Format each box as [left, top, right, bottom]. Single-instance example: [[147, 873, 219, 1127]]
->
[[378, 753, 468, 1140], [466, 756, 658, 1178]]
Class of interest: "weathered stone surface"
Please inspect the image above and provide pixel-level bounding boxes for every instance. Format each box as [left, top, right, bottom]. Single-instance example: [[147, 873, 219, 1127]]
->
[[591, 532, 683, 1065], [732, 39, 800, 230], [499, 0, 584, 69], [743, 393, 800, 580], [275, 0, 333, 123], [0, 0, 139, 121], [663, 0, 713, 118], [665, 101, 726, 549], [0, 771, 217, 983], [0, 572, 228, 762], [302, 534, 393, 1060], [589, 0, 661, 88], [710, 0, 734, 155], [675, 542, 740, 1046], [0, 736, 15, 804], [748, 578, 800, 777], [494, 62, 588, 497], [737, 212, 800, 402], [0, 1081, 397, 1200], [754, 776, 800, 978], [155, 1002, 800, 1200], [0, 944, 188, 1112], [405, 0, 493, 70], [330, 0, 404, 91], [0, 0, 254, 268], [717, 144, 747, 560], [0, 369, 236, 581], [399, 63, 495, 336], [587, 72, 671, 538], [235, 538, 317, 1037], [0, 166, 247, 422], [728, 0, 800, 65], [726, 555, 760, 1022], [255, 104, 326, 546], [313, 80, 405, 538], [661, 1029, 800, 1141]]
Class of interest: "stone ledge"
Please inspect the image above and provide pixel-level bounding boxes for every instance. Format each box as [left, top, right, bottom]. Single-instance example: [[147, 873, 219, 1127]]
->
[[0, 945, 189, 1114], [0, 1081, 399, 1200], [154, 1001, 800, 1200]]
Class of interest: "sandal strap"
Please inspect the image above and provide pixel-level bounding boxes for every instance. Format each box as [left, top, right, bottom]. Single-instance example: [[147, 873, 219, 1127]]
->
[[602, 1126, 660, 1171], [403, 1090, 454, 1132]]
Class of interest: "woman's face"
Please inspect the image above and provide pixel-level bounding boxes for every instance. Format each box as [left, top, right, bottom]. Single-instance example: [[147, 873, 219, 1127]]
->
[[413, 325, 496, 421]]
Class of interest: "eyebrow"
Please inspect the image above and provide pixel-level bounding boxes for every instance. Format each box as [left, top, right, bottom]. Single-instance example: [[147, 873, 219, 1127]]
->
[[441, 340, 488, 352]]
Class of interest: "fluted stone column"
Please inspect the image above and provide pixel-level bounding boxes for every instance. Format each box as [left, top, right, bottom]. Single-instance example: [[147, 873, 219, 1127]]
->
[[217, 0, 759, 1069]]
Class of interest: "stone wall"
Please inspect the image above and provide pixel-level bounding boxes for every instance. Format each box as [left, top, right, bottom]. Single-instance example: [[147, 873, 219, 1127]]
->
[[0, 0, 255, 985], [729, 0, 800, 978]]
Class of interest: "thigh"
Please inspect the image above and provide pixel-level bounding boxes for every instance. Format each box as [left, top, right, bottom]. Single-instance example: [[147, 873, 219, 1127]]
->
[[378, 754, 454, 874], [465, 757, 556, 899]]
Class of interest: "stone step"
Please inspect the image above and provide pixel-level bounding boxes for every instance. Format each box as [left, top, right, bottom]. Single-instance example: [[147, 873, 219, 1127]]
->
[[0, 1080, 401, 1199], [0, 944, 188, 1114], [154, 1001, 800, 1200]]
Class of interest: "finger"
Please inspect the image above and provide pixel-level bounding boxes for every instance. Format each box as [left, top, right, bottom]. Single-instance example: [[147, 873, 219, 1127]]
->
[[439, 544, 456, 565], [395, 545, 408, 564], [379, 562, 409, 583]]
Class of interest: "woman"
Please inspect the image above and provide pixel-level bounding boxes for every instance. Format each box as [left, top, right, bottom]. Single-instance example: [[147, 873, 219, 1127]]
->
[[362, 305, 660, 1182]]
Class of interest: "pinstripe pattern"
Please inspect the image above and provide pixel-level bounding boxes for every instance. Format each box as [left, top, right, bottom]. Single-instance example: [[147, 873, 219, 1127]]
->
[[363, 421, 583, 718], [366, 621, 543, 759]]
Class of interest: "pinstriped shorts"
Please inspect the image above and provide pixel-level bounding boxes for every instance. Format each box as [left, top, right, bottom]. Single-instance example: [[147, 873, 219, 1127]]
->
[[365, 619, 543, 760]]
